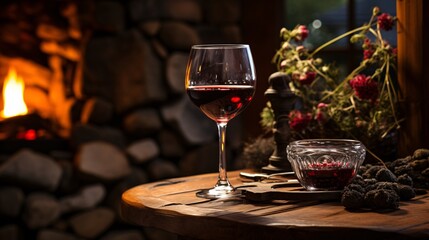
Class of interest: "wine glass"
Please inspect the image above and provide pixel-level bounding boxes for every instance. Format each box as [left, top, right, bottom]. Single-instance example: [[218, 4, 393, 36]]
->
[[185, 44, 256, 199]]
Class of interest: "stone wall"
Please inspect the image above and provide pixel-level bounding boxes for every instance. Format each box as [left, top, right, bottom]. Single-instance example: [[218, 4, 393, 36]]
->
[[0, 0, 246, 239]]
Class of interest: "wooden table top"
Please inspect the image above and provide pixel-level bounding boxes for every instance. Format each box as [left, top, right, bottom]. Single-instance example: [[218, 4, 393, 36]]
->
[[121, 170, 429, 240]]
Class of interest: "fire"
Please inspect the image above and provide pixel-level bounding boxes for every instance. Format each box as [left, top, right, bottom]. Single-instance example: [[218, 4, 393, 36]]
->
[[1, 68, 28, 118]]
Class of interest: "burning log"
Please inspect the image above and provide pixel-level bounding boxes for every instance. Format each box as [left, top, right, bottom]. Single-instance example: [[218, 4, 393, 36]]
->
[[0, 57, 51, 90], [40, 41, 80, 61]]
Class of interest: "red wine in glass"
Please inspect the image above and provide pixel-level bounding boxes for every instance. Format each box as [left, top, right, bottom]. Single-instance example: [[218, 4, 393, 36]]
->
[[187, 85, 254, 123], [301, 168, 356, 190]]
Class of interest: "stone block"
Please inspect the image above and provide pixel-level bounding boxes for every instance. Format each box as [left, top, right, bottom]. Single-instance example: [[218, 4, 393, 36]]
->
[[69, 207, 115, 239], [161, 96, 216, 145], [60, 184, 106, 214], [159, 21, 200, 50], [126, 139, 160, 164], [122, 109, 162, 137], [23, 193, 61, 229], [70, 124, 127, 149], [166, 52, 188, 94], [0, 186, 24, 218], [84, 30, 167, 113], [161, 0, 202, 22], [75, 142, 131, 181], [0, 149, 62, 191], [147, 159, 180, 180]]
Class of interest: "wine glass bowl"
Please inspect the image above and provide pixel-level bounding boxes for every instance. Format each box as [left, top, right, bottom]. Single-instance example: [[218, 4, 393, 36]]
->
[[186, 85, 254, 123], [185, 44, 256, 199]]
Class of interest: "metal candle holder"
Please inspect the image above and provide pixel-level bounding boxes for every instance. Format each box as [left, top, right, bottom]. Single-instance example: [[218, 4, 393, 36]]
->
[[262, 72, 297, 173]]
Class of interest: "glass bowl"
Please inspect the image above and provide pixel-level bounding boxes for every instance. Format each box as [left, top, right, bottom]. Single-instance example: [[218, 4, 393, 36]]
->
[[286, 139, 366, 191]]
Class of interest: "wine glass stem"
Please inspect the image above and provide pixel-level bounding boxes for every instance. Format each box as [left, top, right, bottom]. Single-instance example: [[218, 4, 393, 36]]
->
[[217, 122, 229, 186]]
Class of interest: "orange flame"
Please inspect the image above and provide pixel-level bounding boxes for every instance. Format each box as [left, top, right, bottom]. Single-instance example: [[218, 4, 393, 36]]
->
[[1, 68, 28, 118]]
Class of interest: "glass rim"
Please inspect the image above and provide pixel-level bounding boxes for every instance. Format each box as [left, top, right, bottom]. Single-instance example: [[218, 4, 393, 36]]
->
[[288, 139, 363, 147], [191, 44, 249, 49]]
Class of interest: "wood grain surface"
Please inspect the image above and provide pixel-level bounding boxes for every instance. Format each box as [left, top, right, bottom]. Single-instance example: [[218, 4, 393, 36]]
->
[[121, 171, 429, 240]]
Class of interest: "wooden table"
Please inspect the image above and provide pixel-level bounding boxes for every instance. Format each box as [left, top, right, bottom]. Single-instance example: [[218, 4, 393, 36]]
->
[[121, 170, 429, 240]]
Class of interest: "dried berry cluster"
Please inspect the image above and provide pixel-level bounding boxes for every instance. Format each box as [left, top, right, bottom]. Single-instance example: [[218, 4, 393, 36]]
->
[[341, 148, 429, 211], [385, 148, 429, 189]]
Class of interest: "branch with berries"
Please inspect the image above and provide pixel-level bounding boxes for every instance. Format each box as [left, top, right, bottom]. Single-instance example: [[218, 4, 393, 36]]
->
[[262, 7, 402, 161]]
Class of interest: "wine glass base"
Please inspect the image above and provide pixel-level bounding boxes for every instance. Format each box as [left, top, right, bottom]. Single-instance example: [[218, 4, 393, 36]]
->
[[196, 186, 241, 199]]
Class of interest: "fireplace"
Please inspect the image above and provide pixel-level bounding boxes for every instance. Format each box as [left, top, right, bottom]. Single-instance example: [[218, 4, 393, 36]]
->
[[0, 66, 67, 154], [0, 0, 244, 239]]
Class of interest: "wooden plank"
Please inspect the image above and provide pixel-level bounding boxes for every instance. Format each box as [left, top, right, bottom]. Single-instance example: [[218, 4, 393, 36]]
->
[[121, 171, 429, 240]]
